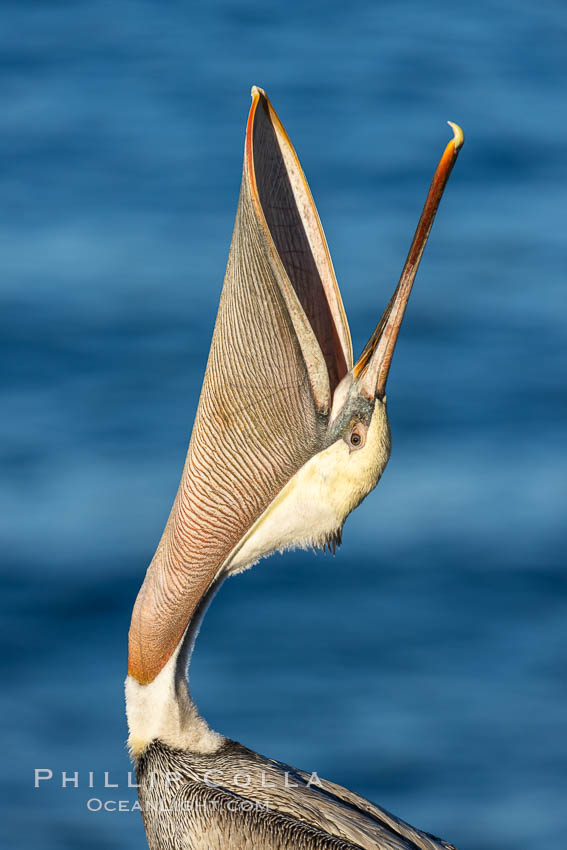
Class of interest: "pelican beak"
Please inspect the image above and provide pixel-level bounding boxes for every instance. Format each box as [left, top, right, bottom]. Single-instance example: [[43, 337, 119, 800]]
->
[[245, 86, 353, 405], [353, 122, 464, 401]]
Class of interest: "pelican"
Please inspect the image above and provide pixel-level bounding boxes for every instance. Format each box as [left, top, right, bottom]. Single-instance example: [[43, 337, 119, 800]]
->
[[126, 86, 463, 849]]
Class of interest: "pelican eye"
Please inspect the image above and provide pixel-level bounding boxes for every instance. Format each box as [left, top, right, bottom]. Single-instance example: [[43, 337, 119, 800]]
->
[[348, 423, 366, 450]]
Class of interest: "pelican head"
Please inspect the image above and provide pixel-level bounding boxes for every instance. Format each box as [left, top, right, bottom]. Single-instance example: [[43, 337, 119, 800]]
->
[[127, 87, 463, 699]]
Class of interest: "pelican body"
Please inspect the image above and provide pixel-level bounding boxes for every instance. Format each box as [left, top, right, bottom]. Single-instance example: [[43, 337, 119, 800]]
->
[[126, 87, 463, 849]]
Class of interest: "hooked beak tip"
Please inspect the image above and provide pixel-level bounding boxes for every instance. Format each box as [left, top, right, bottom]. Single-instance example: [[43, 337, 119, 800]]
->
[[447, 121, 465, 151]]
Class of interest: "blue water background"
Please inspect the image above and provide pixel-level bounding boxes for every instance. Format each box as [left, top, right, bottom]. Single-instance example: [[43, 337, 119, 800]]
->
[[1, 2, 566, 848]]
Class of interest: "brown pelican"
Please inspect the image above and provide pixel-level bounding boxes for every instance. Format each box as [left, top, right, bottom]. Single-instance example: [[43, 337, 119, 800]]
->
[[126, 86, 463, 849]]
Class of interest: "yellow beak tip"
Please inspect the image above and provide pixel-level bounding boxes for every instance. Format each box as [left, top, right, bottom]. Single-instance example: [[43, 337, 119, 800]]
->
[[447, 121, 465, 151]]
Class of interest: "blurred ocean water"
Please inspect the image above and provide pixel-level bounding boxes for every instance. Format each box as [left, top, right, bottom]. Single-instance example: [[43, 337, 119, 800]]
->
[[1, 1, 566, 848]]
